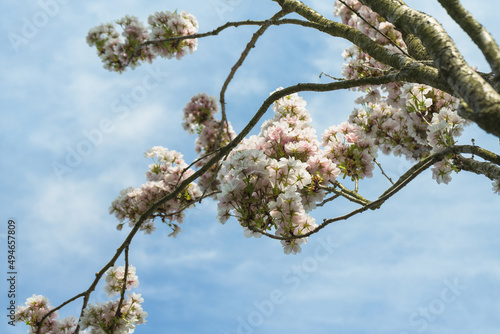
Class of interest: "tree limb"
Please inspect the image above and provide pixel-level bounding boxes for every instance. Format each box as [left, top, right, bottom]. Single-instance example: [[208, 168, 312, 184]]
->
[[454, 154, 500, 180], [359, 0, 500, 137], [438, 0, 500, 85]]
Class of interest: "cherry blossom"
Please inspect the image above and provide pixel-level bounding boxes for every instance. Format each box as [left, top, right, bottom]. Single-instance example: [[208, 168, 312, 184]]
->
[[213, 90, 342, 253], [79, 293, 147, 334], [15, 294, 83, 334], [492, 179, 500, 195], [16, 266, 146, 333], [87, 10, 198, 72], [109, 147, 202, 236], [103, 265, 140, 298]]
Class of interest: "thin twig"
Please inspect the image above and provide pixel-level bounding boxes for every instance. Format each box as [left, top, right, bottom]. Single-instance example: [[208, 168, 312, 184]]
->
[[374, 158, 394, 184], [320, 182, 369, 206], [150, 190, 220, 220], [215, 10, 289, 150], [124, 19, 279, 67], [316, 193, 342, 207], [199, 157, 226, 199], [319, 72, 345, 81]]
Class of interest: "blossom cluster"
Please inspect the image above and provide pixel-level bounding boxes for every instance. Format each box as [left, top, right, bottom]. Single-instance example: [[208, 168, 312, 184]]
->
[[104, 265, 140, 298], [334, 0, 405, 46], [87, 10, 198, 72], [109, 146, 202, 236], [182, 93, 220, 134], [335, 0, 405, 83], [15, 294, 80, 334], [182, 93, 236, 194], [492, 179, 500, 195], [349, 84, 461, 159], [79, 292, 147, 334], [16, 266, 147, 334], [79, 265, 147, 334], [216, 90, 340, 254], [322, 121, 378, 179], [334, 0, 468, 184]]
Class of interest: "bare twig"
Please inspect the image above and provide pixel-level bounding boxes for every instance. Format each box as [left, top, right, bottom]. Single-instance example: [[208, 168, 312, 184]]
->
[[374, 158, 394, 185], [151, 190, 220, 220], [174, 147, 223, 188], [316, 193, 342, 207], [319, 72, 345, 81], [216, 10, 289, 150], [320, 181, 369, 206]]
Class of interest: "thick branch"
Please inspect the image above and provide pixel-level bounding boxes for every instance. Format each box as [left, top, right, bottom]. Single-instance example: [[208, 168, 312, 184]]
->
[[438, 0, 500, 83], [272, 0, 452, 93], [402, 32, 432, 61], [360, 0, 500, 137], [454, 155, 500, 180]]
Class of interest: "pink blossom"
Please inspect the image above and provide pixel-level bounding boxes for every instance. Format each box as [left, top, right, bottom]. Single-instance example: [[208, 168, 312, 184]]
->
[[492, 179, 500, 195], [431, 160, 453, 184]]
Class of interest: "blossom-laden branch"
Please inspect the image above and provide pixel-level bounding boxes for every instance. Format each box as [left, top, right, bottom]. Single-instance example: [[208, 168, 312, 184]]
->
[[28, 18, 406, 334], [247, 144, 500, 242], [112, 246, 130, 331], [23, 236, 145, 334], [17, 1, 500, 333]]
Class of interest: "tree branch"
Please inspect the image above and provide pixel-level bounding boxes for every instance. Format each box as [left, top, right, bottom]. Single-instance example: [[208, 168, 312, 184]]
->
[[359, 0, 500, 137], [216, 10, 289, 150], [113, 246, 130, 325], [320, 181, 371, 206], [273, 0, 453, 93], [142, 19, 277, 46], [247, 144, 498, 241], [454, 154, 500, 180], [438, 0, 500, 84]]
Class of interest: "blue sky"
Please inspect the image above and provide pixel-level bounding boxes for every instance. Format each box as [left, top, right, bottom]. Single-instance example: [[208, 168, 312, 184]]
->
[[1, 0, 500, 333]]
